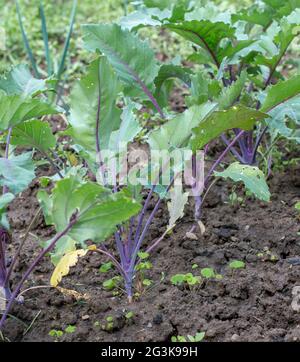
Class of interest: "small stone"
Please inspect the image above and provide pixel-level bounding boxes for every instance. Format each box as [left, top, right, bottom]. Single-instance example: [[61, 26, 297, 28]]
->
[[82, 314, 90, 320], [153, 314, 163, 325], [231, 334, 240, 342], [147, 322, 152, 328]]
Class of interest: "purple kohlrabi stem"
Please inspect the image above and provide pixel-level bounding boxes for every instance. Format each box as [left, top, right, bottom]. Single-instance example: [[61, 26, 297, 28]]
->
[[205, 130, 245, 185], [0, 215, 78, 330], [221, 134, 244, 163], [0, 229, 8, 290]]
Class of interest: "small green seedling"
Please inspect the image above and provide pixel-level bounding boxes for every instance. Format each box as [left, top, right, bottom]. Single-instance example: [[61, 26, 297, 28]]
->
[[192, 263, 198, 269], [170, 273, 201, 286], [49, 329, 64, 339], [125, 311, 134, 320], [200, 268, 215, 278], [102, 276, 122, 290], [64, 325, 76, 334], [101, 315, 114, 332], [172, 331, 205, 342], [229, 260, 245, 269], [99, 261, 113, 273]]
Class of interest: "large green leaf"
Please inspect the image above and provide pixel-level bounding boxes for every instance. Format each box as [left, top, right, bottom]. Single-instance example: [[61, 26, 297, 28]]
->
[[51, 177, 141, 244], [0, 152, 35, 194], [82, 23, 159, 100], [0, 64, 46, 97], [215, 162, 271, 202], [148, 103, 216, 150], [67, 56, 122, 154], [10, 119, 56, 151], [191, 105, 269, 151], [164, 20, 235, 67], [0, 91, 58, 131], [260, 74, 300, 112]]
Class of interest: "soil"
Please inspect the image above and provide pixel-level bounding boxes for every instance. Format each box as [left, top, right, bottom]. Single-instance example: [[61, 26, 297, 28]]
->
[[1, 157, 300, 342]]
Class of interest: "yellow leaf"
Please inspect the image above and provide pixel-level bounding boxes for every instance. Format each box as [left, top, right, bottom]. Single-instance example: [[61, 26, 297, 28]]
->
[[88, 244, 97, 251], [50, 249, 88, 287]]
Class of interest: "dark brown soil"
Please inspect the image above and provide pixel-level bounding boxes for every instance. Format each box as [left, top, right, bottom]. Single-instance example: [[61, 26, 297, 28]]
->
[[1, 161, 300, 342]]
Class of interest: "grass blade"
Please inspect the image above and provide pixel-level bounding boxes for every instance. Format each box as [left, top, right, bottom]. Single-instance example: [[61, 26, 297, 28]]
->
[[39, 1, 52, 76], [15, 0, 39, 78], [57, 0, 77, 80]]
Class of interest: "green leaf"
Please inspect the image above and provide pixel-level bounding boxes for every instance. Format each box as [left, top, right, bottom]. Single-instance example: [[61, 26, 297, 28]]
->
[[50, 236, 77, 266], [260, 74, 300, 112], [0, 91, 58, 131], [148, 103, 216, 150], [186, 71, 221, 106], [191, 105, 268, 151], [0, 193, 15, 229], [194, 332, 205, 342], [217, 71, 247, 110], [154, 64, 192, 96], [37, 189, 54, 225], [0, 152, 35, 194], [170, 274, 186, 285], [120, 7, 170, 31], [0, 64, 46, 97], [200, 268, 215, 278], [51, 177, 141, 244], [64, 325, 76, 334], [99, 262, 113, 273], [108, 100, 142, 153], [82, 23, 159, 100], [10, 119, 56, 151], [215, 162, 271, 202], [267, 96, 300, 143], [67, 56, 122, 153], [229, 260, 245, 269], [164, 20, 235, 67]]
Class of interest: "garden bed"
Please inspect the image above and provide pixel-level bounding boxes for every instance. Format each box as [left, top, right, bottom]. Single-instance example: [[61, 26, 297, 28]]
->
[[3, 162, 299, 342]]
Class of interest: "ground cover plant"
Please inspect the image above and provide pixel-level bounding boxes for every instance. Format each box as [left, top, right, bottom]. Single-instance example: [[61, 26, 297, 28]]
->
[[0, 0, 299, 342]]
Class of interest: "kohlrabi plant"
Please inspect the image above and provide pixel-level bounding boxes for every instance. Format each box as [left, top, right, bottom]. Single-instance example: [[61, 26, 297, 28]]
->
[[1, 0, 299, 332], [0, 64, 140, 330], [42, 2, 275, 304], [120, 0, 300, 164]]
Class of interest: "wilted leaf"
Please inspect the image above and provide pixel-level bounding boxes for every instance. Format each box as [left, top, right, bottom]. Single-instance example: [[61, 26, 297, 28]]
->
[[167, 186, 189, 231], [50, 249, 89, 287]]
